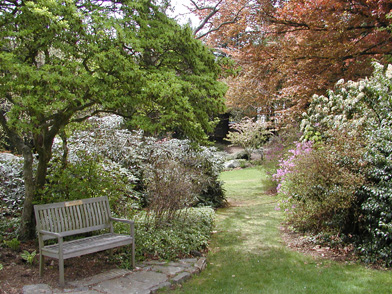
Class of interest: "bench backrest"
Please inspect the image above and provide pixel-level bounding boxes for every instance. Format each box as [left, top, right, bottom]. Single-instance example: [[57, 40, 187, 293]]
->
[[34, 196, 112, 240]]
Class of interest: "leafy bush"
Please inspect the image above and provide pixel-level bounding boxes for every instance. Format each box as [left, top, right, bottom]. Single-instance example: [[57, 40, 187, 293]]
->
[[41, 151, 140, 215], [114, 207, 215, 263], [295, 62, 392, 266], [0, 115, 226, 218], [0, 115, 223, 261], [197, 180, 226, 208], [0, 217, 20, 241], [225, 117, 271, 159], [54, 116, 226, 210], [0, 125, 7, 151], [358, 100, 392, 265], [0, 153, 25, 216], [275, 142, 365, 234], [4, 238, 20, 251]]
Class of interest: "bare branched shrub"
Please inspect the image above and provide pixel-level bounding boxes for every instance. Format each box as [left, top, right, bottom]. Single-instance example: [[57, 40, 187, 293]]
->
[[144, 158, 201, 227]]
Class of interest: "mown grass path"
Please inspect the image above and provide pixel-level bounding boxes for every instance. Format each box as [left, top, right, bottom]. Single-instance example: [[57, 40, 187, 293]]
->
[[161, 167, 392, 293]]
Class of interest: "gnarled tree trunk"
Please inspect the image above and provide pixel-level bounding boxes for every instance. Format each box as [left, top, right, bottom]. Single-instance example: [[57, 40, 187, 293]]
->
[[19, 144, 36, 240]]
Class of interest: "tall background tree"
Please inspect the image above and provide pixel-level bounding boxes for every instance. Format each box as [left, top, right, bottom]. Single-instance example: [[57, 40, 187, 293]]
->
[[0, 0, 226, 239], [189, 0, 392, 123]]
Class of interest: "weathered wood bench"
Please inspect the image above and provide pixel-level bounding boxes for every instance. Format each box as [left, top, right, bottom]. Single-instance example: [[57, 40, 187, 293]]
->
[[34, 196, 135, 286]]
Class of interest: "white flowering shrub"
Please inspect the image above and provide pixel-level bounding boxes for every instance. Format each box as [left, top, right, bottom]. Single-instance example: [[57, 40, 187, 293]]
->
[[298, 62, 392, 266], [43, 115, 226, 215], [226, 117, 271, 159], [1, 116, 223, 261], [1, 114, 225, 218], [0, 153, 25, 216]]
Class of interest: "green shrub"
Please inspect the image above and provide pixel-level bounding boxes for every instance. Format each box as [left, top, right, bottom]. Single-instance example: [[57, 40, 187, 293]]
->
[[4, 238, 20, 251], [40, 151, 140, 216], [278, 144, 365, 234], [0, 116, 226, 225], [298, 62, 392, 266], [359, 124, 392, 266], [114, 207, 215, 265], [0, 217, 20, 241], [197, 180, 227, 208]]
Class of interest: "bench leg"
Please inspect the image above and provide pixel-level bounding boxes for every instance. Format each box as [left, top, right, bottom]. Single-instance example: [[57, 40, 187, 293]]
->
[[39, 253, 44, 277], [59, 257, 65, 287], [132, 240, 135, 268]]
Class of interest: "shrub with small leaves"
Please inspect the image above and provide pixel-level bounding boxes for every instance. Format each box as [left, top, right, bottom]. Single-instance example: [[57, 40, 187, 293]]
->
[[4, 238, 20, 251], [114, 207, 215, 263], [0, 153, 25, 216], [276, 142, 365, 234]]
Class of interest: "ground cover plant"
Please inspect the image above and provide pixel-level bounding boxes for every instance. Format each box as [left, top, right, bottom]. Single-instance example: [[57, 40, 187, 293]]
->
[[160, 168, 392, 294]]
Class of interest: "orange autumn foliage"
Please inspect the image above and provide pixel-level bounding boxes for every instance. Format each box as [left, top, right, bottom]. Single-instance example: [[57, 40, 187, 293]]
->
[[191, 0, 392, 124]]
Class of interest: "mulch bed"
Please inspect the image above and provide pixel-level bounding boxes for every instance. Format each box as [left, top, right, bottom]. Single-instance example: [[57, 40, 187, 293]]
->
[[280, 226, 359, 263], [0, 241, 118, 294]]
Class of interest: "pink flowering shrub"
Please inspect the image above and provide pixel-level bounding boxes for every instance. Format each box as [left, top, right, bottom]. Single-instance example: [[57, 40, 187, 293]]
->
[[273, 141, 313, 195], [262, 125, 302, 192], [273, 140, 365, 233]]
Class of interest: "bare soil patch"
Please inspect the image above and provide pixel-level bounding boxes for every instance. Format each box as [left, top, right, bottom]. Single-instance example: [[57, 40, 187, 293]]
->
[[280, 226, 358, 263], [0, 241, 119, 294]]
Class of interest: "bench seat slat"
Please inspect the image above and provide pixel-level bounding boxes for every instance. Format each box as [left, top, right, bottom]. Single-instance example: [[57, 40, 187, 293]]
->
[[41, 233, 133, 259]]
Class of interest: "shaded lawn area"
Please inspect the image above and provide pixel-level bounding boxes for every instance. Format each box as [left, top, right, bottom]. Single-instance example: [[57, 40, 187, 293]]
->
[[160, 167, 392, 294]]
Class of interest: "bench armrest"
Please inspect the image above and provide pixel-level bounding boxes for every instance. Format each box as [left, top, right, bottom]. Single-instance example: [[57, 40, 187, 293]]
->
[[38, 230, 63, 238], [109, 217, 134, 224], [109, 217, 134, 236]]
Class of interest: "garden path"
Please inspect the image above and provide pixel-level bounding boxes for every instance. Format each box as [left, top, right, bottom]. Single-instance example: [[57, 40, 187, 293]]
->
[[160, 167, 392, 294], [22, 258, 206, 294]]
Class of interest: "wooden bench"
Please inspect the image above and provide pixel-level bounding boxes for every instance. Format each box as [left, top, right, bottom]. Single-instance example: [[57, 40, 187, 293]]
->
[[34, 196, 135, 286]]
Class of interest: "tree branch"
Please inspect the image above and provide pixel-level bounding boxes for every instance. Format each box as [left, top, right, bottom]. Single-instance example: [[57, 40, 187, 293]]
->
[[0, 109, 25, 153], [194, 2, 247, 39], [192, 0, 223, 36]]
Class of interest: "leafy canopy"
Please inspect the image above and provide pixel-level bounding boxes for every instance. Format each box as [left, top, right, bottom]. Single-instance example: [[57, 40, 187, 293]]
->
[[0, 0, 226, 239], [0, 0, 226, 144]]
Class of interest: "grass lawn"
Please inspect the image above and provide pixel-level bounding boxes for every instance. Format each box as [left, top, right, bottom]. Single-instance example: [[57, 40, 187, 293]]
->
[[160, 167, 392, 294]]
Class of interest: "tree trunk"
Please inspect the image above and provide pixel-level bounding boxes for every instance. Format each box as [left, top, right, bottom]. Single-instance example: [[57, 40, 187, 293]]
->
[[35, 150, 51, 191], [60, 129, 68, 169], [19, 144, 36, 240]]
